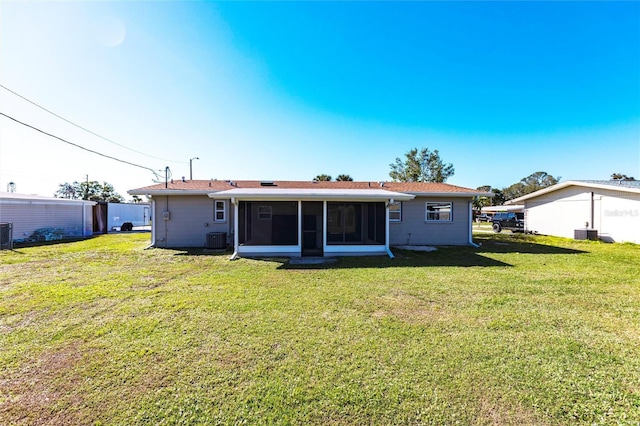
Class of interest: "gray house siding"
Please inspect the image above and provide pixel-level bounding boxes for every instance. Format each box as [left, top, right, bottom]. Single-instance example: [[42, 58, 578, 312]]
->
[[150, 194, 474, 249], [389, 196, 471, 246], [153, 195, 231, 248]]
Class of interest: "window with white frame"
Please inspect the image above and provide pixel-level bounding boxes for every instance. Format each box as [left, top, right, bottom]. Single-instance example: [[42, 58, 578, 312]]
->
[[389, 201, 402, 222], [214, 200, 226, 222], [425, 202, 452, 222]]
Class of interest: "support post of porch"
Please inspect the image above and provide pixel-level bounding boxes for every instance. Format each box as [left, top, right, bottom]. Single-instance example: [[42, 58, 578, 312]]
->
[[230, 197, 239, 260], [322, 201, 327, 254], [386, 199, 394, 259]]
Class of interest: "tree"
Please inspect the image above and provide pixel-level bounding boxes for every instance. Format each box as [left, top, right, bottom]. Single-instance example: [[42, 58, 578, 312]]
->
[[55, 180, 124, 203], [336, 174, 353, 181], [472, 185, 493, 213], [611, 173, 635, 181], [502, 171, 559, 201], [313, 174, 332, 182], [389, 147, 454, 182], [131, 195, 143, 203], [56, 182, 76, 199], [491, 188, 506, 206]]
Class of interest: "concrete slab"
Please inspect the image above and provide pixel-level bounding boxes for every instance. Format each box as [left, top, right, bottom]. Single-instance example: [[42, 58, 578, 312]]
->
[[289, 257, 338, 265]]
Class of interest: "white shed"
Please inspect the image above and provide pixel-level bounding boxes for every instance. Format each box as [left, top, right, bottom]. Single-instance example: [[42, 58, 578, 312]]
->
[[0, 192, 95, 243], [509, 180, 640, 244]]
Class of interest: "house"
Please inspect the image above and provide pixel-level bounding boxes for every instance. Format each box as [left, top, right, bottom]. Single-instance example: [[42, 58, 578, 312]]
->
[[508, 180, 640, 244], [128, 180, 492, 258], [0, 192, 95, 244]]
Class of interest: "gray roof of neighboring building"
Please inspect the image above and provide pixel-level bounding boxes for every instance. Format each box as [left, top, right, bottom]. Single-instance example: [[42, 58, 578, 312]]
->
[[509, 180, 640, 204], [576, 180, 640, 189]]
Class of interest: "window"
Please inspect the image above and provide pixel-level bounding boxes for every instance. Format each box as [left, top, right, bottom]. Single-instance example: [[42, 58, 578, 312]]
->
[[389, 202, 402, 222], [258, 206, 272, 220], [426, 202, 452, 222], [214, 200, 226, 222]]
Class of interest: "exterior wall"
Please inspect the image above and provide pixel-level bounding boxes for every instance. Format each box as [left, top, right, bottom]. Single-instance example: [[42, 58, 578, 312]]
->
[[389, 196, 472, 246], [83, 204, 94, 237], [152, 194, 475, 250], [524, 186, 640, 244], [0, 200, 93, 241], [153, 195, 232, 248]]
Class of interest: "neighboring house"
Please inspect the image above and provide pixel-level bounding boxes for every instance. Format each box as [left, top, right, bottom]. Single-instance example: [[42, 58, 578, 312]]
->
[[508, 180, 640, 244], [0, 192, 95, 243], [128, 180, 491, 258]]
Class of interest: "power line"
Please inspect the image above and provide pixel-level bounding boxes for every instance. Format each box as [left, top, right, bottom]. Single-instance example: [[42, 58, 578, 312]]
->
[[0, 111, 162, 180], [0, 83, 188, 164]]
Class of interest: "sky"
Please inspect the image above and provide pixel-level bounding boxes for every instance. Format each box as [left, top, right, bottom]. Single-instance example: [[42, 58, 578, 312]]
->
[[1, 1, 639, 200]]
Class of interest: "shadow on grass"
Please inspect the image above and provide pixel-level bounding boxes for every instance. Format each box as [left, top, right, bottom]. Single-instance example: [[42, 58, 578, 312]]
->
[[11, 236, 94, 249], [169, 234, 588, 269], [473, 234, 588, 255], [173, 248, 232, 257], [278, 249, 511, 270]]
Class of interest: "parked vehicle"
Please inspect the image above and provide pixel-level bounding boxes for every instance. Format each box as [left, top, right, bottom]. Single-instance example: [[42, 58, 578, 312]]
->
[[492, 212, 524, 233], [476, 213, 492, 222]]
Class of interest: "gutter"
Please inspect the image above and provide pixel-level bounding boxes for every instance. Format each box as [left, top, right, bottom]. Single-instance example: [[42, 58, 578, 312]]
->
[[386, 247, 395, 259], [468, 201, 480, 248]]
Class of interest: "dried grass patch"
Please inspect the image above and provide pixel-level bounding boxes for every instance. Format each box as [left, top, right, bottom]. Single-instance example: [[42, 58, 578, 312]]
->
[[0, 341, 94, 425], [371, 289, 454, 325]]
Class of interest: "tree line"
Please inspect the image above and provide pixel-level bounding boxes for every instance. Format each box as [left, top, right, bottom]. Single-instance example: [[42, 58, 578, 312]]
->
[[55, 180, 125, 203]]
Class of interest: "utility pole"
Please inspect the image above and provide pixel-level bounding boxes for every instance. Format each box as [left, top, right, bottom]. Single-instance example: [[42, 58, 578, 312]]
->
[[190, 157, 199, 180]]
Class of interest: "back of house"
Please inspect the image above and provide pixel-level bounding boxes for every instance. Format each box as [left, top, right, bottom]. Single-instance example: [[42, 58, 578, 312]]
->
[[129, 180, 491, 258]]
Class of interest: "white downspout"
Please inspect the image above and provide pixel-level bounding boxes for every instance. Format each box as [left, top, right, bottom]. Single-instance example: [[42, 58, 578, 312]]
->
[[469, 201, 479, 248], [297, 200, 302, 256], [386, 198, 394, 259], [230, 197, 239, 260]]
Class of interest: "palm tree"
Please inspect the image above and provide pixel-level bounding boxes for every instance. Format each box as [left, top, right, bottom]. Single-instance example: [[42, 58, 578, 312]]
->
[[336, 174, 353, 181], [313, 174, 332, 182]]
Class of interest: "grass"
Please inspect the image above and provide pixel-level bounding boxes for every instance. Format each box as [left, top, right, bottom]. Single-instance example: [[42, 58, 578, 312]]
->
[[1, 233, 639, 425]]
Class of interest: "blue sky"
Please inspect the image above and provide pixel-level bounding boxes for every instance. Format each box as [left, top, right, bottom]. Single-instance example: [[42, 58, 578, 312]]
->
[[1, 1, 638, 198]]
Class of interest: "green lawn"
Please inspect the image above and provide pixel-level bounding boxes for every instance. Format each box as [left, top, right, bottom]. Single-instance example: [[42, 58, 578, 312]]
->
[[1, 233, 639, 425]]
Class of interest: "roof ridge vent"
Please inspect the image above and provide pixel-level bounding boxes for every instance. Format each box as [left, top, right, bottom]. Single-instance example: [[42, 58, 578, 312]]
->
[[260, 181, 277, 186]]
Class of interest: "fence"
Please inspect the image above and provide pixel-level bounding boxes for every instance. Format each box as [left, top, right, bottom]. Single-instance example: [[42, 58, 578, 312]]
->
[[0, 223, 13, 250]]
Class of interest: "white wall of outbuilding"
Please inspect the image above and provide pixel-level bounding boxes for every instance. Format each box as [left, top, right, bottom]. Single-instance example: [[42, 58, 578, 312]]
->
[[524, 186, 640, 244]]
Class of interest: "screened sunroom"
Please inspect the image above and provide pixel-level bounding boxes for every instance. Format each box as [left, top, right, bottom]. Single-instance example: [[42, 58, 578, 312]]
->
[[209, 188, 415, 259]]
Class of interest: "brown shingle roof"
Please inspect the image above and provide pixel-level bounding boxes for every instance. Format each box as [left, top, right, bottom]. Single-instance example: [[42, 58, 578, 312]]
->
[[130, 180, 486, 195]]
